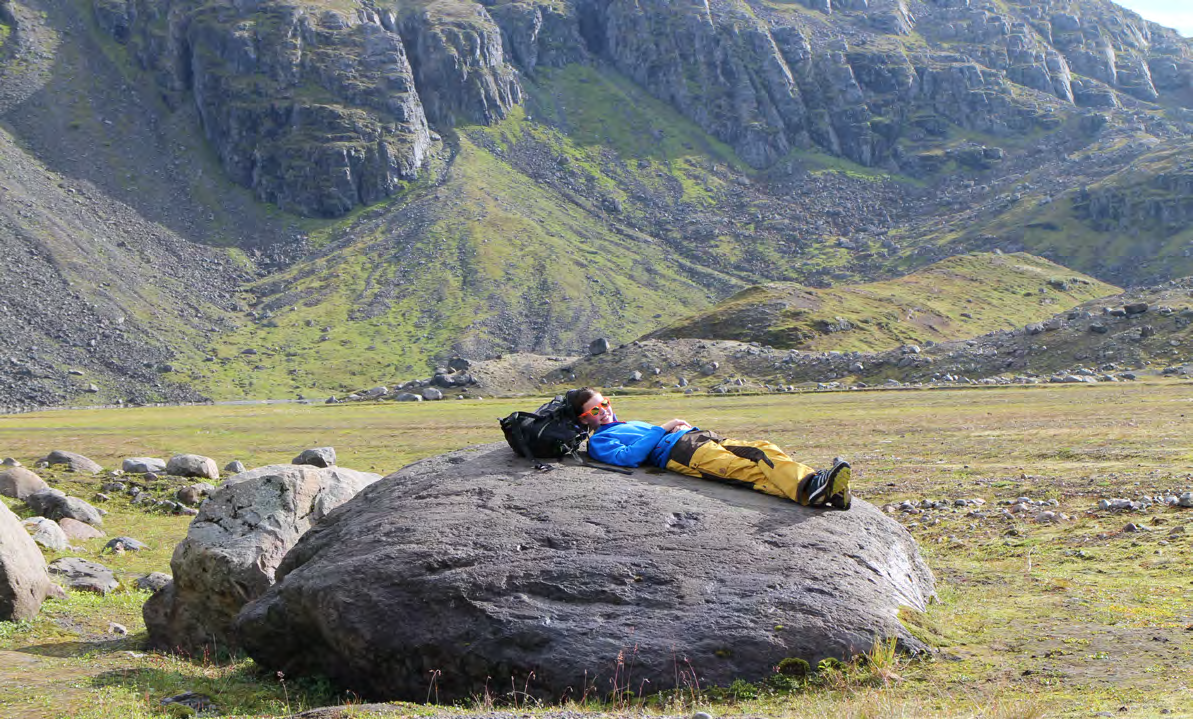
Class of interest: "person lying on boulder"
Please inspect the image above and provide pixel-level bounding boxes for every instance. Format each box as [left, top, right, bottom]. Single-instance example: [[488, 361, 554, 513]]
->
[[570, 387, 851, 509]]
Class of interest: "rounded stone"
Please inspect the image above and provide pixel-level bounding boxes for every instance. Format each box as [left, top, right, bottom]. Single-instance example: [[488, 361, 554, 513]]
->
[[166, 454, 220, 480], [145, 464, 381, 653], [122, 457, 167, 474], [0, 467, 49, 500], [224, 461, 247, 474], [237, 444, 935, 703], [293, 448, 337, 468], [42, 450, 102, 474]]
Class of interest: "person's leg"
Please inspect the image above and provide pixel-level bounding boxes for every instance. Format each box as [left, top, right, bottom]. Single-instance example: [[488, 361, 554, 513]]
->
[[716, 438, 815, 502], [665, 432, 844, 506]]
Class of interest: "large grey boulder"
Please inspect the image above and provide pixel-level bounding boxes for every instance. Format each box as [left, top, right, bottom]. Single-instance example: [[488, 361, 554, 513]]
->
[[26, 490, 103, 526], [42, 450, 102, 474], [144, 464, 381, 653], [1, 502, 62, 620], [48, 558, 119, 595], [0, 467, 49, 500], [123, 457, 167, 474], [238, 444, 936, 703], [166, 454, 220, 480]]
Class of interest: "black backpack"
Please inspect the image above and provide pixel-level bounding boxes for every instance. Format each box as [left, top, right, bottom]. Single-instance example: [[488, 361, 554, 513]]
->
[[499, 390, 631, 474], [499, 390, 589, 471]]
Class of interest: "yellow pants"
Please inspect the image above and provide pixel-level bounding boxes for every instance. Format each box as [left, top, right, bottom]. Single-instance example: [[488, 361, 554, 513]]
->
[[663, 430, 816, 504]]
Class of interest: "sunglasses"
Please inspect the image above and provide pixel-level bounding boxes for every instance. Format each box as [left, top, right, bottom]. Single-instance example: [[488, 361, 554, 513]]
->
[[580, 399, 611, 418]]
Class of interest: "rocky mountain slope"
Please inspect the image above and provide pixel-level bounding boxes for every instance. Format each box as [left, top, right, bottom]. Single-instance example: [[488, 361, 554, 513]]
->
[[2, 0, 1193, 407], [0, 123, 241, 410]]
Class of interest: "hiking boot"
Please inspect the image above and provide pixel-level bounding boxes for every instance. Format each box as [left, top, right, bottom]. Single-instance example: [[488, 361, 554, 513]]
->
[[797, 459, 851, 508], [826, 458, 852, 510]]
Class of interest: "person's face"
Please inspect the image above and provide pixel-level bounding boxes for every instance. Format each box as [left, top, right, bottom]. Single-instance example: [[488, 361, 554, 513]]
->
[[579, 393, 613, 427]]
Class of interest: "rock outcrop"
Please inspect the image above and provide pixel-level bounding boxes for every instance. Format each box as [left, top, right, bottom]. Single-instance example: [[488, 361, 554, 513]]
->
[[237, 443, 935, 702], [398, 2, 521, 127], [1075, 150, 1193, 234], [1, 502, 61, 621], [101, 0, 433, 217], [144, 464, 381, 653]]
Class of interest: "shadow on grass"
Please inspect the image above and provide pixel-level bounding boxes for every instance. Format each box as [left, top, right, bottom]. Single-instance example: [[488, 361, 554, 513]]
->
[[92, 665, 207, 692], [89, 660, 344, 715], [16, 637, 140, 658]]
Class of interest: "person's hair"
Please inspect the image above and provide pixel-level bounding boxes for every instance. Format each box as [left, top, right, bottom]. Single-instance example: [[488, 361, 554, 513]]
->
[[570, 387, 598, 417]]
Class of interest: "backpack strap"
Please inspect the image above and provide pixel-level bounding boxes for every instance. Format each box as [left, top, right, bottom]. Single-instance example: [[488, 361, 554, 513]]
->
[[564, 448, 634, 475]]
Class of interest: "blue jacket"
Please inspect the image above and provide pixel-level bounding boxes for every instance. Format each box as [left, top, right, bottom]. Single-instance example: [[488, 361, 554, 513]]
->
[[587, 419, 693, 468]]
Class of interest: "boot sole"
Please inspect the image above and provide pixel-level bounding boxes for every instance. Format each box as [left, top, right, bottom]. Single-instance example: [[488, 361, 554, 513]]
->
[[828, 462, 851, 510]]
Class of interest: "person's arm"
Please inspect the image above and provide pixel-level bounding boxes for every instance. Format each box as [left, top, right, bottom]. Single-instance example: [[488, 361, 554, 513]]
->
[[588, 423, 668, 467]]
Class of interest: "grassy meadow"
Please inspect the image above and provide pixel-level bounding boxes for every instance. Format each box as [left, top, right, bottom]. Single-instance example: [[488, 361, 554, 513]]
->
[[1, 382, 1192, 718]]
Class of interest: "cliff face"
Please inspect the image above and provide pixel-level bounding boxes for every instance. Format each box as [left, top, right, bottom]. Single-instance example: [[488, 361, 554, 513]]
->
[[560, 0, 1193, 170], [88, 0, 1193, 218], [1075, 149, 1193, 233], [398, 1, 521, 127], [95, 0, 434, 217]]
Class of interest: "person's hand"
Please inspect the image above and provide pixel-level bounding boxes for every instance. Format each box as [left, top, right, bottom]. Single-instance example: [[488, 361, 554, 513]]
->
[[662, 419, 692, 433]]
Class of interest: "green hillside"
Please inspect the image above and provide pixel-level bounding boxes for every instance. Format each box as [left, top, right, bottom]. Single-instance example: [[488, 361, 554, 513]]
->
[[644, 252, 1120, 352], [182, 69, 757, 399], [177, 61, 939, 400]]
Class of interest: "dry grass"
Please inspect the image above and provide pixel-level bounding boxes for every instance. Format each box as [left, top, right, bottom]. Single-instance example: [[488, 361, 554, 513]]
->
[[1, 380, 1192, 717]]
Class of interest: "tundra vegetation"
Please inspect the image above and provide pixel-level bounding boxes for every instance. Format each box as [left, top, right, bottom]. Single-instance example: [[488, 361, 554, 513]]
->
[[2, 382, 1191, 718]]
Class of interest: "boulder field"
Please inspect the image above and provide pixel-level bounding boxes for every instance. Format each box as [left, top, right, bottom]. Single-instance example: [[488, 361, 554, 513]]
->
[[236, 443, 936, 702]]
